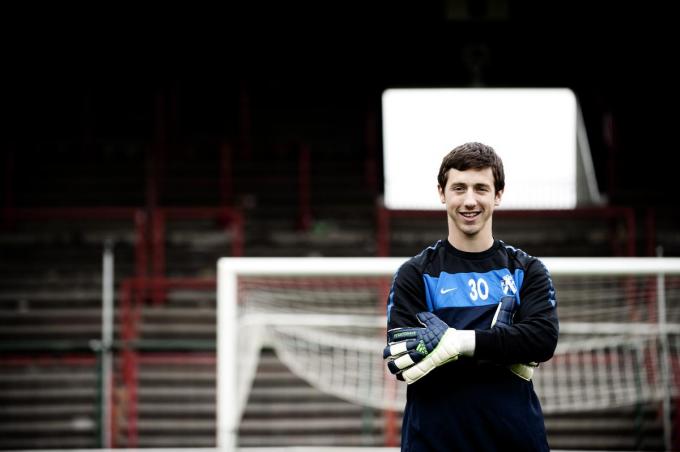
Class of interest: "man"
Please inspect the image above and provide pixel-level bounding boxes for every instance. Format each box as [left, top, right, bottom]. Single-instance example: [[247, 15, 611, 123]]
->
[[383, 142, 559, 451]]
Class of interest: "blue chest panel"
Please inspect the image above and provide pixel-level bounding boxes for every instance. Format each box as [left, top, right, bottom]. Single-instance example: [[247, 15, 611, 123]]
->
[[423, 268, 524, 311]]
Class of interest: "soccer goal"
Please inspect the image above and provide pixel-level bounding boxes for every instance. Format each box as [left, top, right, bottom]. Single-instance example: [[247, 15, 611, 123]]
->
[[217, 256, 680, 451]]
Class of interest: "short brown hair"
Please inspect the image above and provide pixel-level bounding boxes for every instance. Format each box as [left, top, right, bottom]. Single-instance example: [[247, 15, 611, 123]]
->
[[437, 142, 505, 193]]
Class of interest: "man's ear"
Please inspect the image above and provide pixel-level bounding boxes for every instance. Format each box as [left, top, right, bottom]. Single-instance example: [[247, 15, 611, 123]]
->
[[438, 185, 445, 204], [494, 189, 504, 206]]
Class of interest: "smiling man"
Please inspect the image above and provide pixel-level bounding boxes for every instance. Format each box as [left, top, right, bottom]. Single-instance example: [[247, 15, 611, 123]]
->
[[383, 142, 559, 452]]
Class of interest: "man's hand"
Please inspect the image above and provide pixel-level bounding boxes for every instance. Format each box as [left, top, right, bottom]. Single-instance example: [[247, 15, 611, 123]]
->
[[383, 312, 475, 384]]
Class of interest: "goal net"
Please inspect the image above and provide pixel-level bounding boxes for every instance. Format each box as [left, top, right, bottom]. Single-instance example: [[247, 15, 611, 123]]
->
[[216, 257, 680, 449]]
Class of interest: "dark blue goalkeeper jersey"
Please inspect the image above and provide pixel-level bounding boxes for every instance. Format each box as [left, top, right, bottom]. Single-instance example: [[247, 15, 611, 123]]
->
[[387, 239, 559, 452]]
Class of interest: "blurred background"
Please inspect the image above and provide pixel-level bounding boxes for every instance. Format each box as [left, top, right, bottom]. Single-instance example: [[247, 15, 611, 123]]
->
[[1, 1, 679, 451]]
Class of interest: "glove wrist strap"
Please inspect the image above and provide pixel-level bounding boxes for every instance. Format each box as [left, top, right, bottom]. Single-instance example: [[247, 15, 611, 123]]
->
[[457, 330, 476, 357]]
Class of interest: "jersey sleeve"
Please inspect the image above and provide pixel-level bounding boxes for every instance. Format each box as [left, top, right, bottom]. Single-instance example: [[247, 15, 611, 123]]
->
[[474, 257, 559, 364], [386, 260, 429, 331]]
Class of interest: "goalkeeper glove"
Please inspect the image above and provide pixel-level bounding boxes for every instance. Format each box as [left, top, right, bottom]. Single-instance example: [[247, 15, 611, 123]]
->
[[383, 311, 475, 384], [491, 295, 516, 328], [491, 295, 538, 381]]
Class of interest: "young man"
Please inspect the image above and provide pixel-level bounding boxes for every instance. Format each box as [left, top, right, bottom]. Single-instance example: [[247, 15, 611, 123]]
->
[[383, 142, 559, 451]]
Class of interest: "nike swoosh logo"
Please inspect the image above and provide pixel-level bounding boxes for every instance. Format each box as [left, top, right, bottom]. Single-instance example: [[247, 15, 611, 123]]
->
[[440, 288, 457, 294]]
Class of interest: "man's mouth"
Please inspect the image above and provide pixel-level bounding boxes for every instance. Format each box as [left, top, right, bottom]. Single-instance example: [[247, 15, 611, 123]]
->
[[459, 211, 480, 219]]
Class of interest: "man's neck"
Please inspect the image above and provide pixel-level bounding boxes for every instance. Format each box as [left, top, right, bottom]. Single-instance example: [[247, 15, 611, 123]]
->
[[448, 233, 494, 253]]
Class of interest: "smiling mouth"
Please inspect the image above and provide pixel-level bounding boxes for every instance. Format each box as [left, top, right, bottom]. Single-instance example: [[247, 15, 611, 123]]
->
[[459, 211, 480, 219]]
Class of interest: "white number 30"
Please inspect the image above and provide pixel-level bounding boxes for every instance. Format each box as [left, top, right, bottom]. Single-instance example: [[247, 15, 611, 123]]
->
[[468, 277, 489, 301]]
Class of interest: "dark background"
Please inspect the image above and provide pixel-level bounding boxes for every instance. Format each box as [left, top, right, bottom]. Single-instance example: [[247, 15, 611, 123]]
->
[[0, 4, 679, 449], [3, 0, 677, 229]]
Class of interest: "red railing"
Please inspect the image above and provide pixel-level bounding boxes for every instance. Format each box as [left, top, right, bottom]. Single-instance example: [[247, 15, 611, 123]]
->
[[0, 206, 240, 446], [219, 142, 234, 207], [298, 143, 312, 231], [149, 207, 243, 304], [0, 354, 97, 366], [118, 277, 216, 447]]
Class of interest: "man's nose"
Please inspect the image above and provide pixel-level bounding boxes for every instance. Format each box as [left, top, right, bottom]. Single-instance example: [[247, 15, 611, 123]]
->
[[463, 189, 477, 207]]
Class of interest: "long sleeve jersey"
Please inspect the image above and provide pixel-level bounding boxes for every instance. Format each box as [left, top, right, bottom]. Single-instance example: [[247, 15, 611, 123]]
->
[[387, 239, 559, 452]]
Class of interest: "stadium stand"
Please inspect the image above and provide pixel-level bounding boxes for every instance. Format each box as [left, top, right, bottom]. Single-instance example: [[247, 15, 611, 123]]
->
[[1, 134, 676, 450], [0, 218, 136, 448], [2, 14, 679, 446]]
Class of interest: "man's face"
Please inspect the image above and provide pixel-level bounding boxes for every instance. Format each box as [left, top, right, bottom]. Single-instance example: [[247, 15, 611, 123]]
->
[[438, 167, 503, 238]]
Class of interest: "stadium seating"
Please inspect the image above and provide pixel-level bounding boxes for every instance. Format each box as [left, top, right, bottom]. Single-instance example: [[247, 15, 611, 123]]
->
[[1, 106, 677, 451]]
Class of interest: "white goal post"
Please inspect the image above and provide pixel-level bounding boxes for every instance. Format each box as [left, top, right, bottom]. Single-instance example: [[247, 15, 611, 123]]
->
[[217, 257, 680, 450]]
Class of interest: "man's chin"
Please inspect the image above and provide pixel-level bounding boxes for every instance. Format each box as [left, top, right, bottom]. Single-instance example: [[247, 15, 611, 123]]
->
[[460, 226, 481, 237]]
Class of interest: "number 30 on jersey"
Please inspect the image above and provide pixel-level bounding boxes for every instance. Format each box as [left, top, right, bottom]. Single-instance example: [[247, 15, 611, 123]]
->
[[468, 277, 489, 301]]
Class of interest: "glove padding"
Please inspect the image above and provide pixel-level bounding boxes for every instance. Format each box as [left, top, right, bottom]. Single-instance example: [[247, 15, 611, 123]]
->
[[492, 296, 538, 381], [491, 295, 516, 328], [383, 312, 475, 384]]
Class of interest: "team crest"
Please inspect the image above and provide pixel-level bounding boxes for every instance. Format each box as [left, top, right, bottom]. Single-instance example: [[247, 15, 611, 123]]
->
[[501, 274, 517, 295]]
